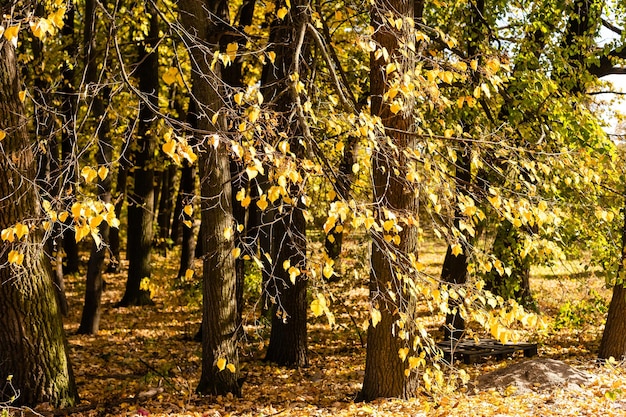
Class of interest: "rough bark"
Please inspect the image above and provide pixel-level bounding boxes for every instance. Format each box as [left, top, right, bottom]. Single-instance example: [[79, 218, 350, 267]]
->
[[359, 0, 419, 401], [118, 2, 159, 306], [180, 0, 241, 395], [0, 36, 78, 408]]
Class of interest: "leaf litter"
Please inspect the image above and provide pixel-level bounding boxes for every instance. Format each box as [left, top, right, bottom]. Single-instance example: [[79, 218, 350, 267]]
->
[[17, 242, 626, 417]]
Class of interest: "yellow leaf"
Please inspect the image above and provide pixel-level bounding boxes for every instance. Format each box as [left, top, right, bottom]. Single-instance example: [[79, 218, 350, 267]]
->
[[183, 220, 193, 228], [89, 215, 103, 229], [371, 308, 381, 328], [234, 92, 244, 106], [49, 7, 66, 28], [18, 90, 26, 102], [1, 228, 15, 242], [451, 244, 463, 257], [277, 7, 288, 19], [185, 269, 194, 280], [267, 51, 276, 64], [31, 19, 50, 41], [386, 62, 397, 75], [58, 211, 69, 222], [216, 358, 227, 371], [352, 163, 360, 174], [257, 195, 268, 211], [162, 140, 177, 159], [245, 165, 258, 180], [8, 250, 24, 266], [14, 223, 28, 240], [241, 196, 251, 208], [4, 25, 19, 47], [470, 59, 478, 71], [389, 102, 402, 114], [75, 225, 90, 243], [398, 347, 409, 362], [97, 166, 109, 181], [0, 130, 5, 141], [383, 219, 394, 232], [232, 247, 241, 258], [440, 71, 454, 84], [288, 266, 300, 284], [311, 294, 327, 317], [444, 128, 454, 138], [323, 263, 334, 279], [81, 166, 98, 183], [226, 363, 236, 373], [183, 204, 193, 216], [225, 42, 238, 63], [162, 67, 180, 85]]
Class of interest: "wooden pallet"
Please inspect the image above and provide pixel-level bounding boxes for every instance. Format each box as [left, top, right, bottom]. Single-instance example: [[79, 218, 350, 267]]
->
[[437, 338, 538, 364]]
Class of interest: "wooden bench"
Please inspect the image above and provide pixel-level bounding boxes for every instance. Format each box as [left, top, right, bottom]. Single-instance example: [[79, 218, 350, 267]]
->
[[437, 338, 538, 364]]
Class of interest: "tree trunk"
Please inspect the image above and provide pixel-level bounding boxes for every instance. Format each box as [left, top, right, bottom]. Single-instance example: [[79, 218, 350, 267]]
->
[[599, 194, 626, 359], [118, 2, 159, 306], [260, 0, 310, 368], [157, 164, 177, 248], [61, 0, 80, 275], [78, 0, 112, 334], [359, 0, 419, 401], [0, 36, 78, 408], [180, 0, 241, 395], [108, 161, 128, 272]]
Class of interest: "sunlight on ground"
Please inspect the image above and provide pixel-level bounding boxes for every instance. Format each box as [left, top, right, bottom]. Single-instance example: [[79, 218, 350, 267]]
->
[[42, 235, 626, 417]]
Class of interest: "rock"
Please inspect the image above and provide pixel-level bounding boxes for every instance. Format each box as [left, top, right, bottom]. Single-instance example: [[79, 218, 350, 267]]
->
[[471, 358, 593, 394]]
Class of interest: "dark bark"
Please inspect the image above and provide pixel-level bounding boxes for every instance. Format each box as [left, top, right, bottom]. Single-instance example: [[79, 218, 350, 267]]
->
[[78, 0, 112, 334], [175, 105, 199, 280], [0, 36, 79, 408], [359, 0, 419, 401], [260, 0, 310, 368], [157, 164, 178, 247], [441, 0, 484, 340], [108, 160, 128, 272], [180, 0, 241, 396], [118, 2, 160, 306], [61, 0, 80, 275], [31, 21, 69, 316], [221, 0, 257, 325]]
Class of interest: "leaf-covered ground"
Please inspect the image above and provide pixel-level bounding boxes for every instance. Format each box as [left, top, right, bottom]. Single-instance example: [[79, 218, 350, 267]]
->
[[23, 238, 626, 416]]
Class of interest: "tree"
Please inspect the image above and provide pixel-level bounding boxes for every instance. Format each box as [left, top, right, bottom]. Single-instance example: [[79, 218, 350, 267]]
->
[[78, 0, 114, 334], [260, 0, 310, 368], [0, 31, 78, 408], [118, 0, 160, 306], [179, 0, 242, 395], [358, 0, 420, 401]]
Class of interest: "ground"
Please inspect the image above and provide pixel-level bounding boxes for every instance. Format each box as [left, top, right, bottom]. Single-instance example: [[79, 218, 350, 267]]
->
[[8, 236, 626, 417]]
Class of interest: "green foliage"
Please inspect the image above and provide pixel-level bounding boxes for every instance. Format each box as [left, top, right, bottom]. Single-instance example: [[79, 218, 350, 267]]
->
[[553, 290, 608, 330]]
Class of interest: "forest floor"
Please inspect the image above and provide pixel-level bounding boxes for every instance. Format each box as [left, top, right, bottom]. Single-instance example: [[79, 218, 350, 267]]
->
[[17, 235, 626, 417]]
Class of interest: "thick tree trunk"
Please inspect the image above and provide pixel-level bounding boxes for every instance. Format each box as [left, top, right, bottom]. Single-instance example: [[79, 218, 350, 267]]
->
[[180, 0, 241, 395], [359, 0, 419, 401], [118, 3, 159, 306], [0, 37, 78, 408]]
